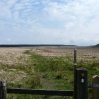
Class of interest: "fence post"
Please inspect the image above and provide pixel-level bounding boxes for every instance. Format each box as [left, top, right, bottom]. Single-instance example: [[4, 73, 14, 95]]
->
[[92, 75, 99, 99], [73, 49, 77, 99], [76, 68, 88, 99], [0, 80, 7, 99]]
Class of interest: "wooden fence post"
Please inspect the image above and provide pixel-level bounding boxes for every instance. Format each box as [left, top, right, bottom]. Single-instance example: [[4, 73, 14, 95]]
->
[[76, 68, 88, 99], [0, 80, 7, 99], [92, 75, 99, 99], [73, 49, 77, 99]]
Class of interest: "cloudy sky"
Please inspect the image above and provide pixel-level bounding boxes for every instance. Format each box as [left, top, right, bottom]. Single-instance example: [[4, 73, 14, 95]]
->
[[0, 0, 99, 46]]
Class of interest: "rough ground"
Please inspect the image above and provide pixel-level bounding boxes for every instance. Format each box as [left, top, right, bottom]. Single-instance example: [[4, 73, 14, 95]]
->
[[31, 47, 99, 60], [0, 47, 99, 83], [0, 46, 99, 66]]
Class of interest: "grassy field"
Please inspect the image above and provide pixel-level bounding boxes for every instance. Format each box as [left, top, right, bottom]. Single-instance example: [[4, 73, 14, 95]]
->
[[0, 47, 99, 99]]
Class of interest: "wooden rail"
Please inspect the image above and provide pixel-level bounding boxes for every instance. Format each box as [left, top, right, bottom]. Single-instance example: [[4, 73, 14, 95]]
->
[[7, 88, 73, 96]]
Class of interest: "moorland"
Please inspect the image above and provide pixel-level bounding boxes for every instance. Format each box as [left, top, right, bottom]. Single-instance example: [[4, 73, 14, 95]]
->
[[0, 45, 99, 99]]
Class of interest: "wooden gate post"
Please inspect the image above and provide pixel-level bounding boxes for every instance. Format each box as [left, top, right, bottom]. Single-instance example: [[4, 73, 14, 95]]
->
[[92, 75, 99, 99], [73, 49, 77, 99], [76, 68, 88, 99], [0, 80, 7, 99]]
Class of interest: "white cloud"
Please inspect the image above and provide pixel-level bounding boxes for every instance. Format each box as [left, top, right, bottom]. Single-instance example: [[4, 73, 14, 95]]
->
[[44, 0, 99, 23], [13, 11, 19, 20], [0, 6, 11, 18], [7, 39, 12, 42], [65, 22, 74, 29]]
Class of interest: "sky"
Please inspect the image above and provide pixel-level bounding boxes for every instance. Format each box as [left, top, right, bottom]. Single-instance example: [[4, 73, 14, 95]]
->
[[0, 0, 99, 46]]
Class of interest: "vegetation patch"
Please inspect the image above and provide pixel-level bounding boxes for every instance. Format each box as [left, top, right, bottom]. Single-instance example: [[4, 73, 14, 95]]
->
[[0, 47, 99, 99]]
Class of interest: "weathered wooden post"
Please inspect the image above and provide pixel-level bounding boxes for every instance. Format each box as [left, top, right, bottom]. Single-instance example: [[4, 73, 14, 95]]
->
[[73, 49, 88, 99], [73, 49, 77, 99], [76, 68, 88, 99], [0, 80, 7, 99], [92, 75, 99, 99]]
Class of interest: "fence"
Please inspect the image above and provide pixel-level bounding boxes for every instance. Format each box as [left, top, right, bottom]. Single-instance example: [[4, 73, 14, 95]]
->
[[0, 80, 73, 98], [0, 68, 88, 99]]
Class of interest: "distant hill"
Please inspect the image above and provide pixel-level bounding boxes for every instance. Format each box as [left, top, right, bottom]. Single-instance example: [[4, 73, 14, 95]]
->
[[93, 44, 99, 47]]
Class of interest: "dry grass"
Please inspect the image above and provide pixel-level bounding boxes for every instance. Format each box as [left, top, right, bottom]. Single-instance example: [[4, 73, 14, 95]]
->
[[0, 69, 26, 83], [31, 47, 99, 61], [0, 48, 30, 84], [31, 47, 74, 56], [0, 47, 99, 69], [0, 48, 30, 65]]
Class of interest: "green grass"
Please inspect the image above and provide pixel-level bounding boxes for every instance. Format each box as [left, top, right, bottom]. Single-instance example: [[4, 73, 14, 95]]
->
[[0, 49, 99, 99]]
